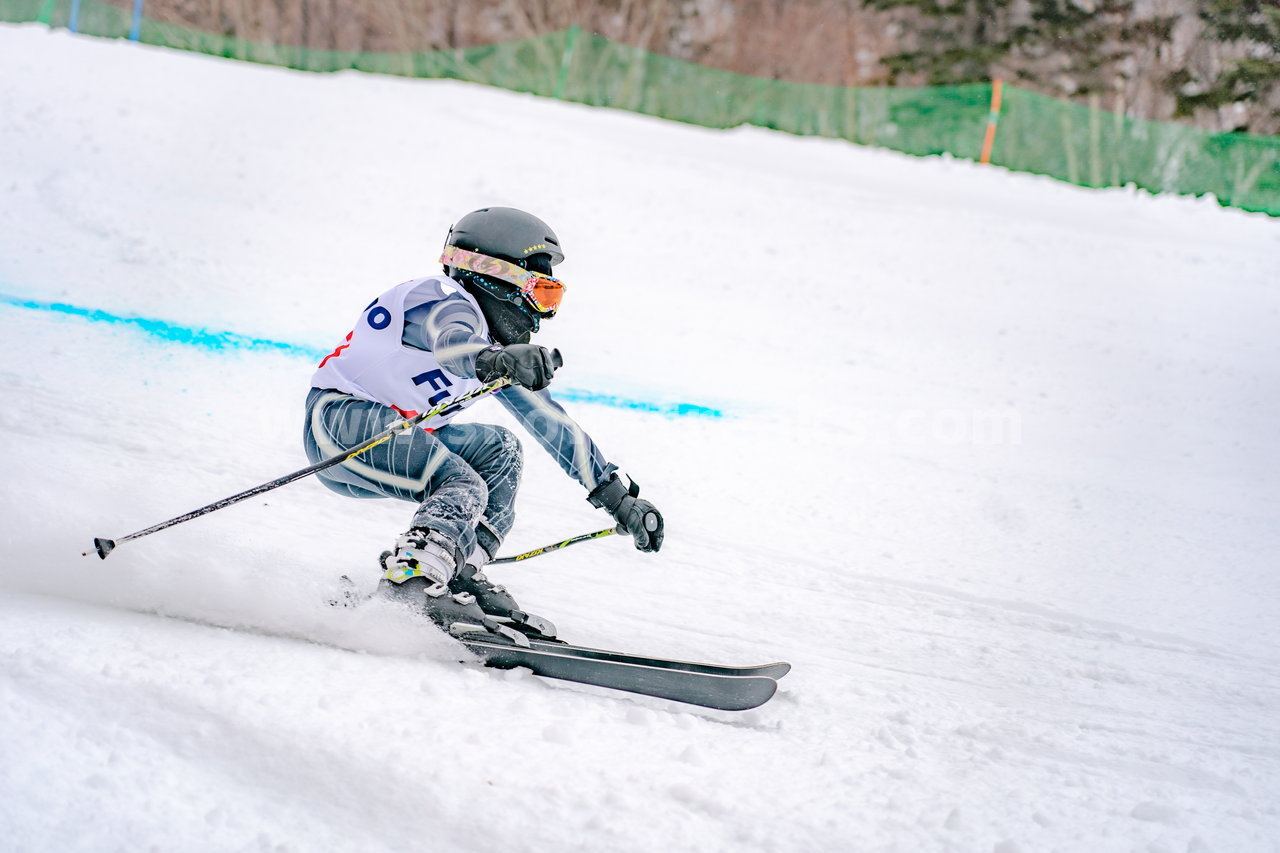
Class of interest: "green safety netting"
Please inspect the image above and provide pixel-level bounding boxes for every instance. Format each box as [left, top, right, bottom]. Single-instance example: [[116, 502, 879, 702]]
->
[[4, 0, 1278, 216]]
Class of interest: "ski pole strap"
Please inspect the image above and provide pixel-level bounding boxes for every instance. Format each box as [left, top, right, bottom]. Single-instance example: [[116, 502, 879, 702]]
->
[[91, 378, 512, 559], [489, 526, 621, 565]]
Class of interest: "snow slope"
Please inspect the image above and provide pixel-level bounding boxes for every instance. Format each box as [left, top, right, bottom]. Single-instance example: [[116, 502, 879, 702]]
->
[[3, 23, 1280, 852]]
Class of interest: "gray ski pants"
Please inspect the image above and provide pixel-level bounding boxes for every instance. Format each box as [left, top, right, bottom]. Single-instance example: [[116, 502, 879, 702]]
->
[[303, 388, 521, 560]]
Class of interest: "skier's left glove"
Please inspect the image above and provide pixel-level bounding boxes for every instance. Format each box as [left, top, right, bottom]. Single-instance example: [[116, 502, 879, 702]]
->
[[476, 344, 563, 391], [587, 472, 664, 553]]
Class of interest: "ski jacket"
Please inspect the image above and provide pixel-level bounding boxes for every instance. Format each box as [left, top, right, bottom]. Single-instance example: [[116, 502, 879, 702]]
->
[[311, 275, 616, 492]]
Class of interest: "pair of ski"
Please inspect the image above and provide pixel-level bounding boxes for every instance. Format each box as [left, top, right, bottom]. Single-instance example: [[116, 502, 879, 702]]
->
[[459, 633, 790, 711], [330, 574, 788, 711]]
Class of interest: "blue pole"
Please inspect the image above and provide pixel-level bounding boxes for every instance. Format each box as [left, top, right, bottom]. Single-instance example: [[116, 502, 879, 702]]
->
[[129, 0, 143, 40], [68, 0, 81, 33]]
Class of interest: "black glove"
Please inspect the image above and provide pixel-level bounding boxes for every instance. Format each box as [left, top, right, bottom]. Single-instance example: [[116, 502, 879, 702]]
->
[[476, 344, 563, 391], [587, 473, 664, 553]]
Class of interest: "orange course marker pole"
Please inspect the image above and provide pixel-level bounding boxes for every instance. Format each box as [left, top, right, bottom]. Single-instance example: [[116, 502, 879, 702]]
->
[[980, 78, 1004, 164]]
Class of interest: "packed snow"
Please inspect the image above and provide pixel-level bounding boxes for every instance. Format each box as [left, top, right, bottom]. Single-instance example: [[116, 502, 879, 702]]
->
[[2, 22, 1279, 852]]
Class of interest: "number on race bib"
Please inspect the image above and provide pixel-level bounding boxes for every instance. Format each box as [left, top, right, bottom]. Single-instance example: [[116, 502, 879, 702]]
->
[[367, 304, 392, 330]]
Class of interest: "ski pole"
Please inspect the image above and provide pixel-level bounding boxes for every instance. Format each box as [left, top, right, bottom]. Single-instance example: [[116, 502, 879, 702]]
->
[[490, 526, 621, 565], [89, 378, 512, 560]]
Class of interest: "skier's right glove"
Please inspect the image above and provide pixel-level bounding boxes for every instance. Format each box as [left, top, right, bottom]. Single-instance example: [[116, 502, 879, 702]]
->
[[476, 344, 563, 391], [587, 473, 664, 553]]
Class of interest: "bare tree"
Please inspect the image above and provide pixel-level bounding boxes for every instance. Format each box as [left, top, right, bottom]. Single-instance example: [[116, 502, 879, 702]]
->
[[100, 0, 1280, 131]]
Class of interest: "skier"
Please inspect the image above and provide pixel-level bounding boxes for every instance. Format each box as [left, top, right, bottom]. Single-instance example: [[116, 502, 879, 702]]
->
[[303, 207, 664, 643]]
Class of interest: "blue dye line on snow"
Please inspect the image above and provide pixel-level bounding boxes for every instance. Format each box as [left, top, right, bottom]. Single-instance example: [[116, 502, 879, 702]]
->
[[1, 292, 725, 419], [553, 387, 723, 419], [0, 293, 320, 359]]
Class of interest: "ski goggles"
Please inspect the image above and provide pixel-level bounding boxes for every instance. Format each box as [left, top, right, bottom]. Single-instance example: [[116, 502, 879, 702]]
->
[[440, 244, 567, 316]]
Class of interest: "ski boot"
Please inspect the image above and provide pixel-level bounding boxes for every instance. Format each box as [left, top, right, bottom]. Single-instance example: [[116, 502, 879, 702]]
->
[[379, 529, 529, 647], [451, 551, 557, 639]]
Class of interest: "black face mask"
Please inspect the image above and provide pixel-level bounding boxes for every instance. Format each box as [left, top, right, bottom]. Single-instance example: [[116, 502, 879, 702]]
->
[[452, 269, 539, 345]]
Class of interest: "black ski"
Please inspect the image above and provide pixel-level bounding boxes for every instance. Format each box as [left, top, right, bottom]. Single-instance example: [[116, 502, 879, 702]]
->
[[522, 637, 791, 681], [460, 637, 783, 711], [326, 575, 788, 708]]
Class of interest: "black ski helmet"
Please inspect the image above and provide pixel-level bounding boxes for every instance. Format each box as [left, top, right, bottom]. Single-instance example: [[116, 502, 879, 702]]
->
[[443, 207, 564, 345], [445, 207, 564, 269]]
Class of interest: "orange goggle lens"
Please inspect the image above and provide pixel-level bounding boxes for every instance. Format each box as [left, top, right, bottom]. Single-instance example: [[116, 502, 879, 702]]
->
[[523, 276, 565, 314]]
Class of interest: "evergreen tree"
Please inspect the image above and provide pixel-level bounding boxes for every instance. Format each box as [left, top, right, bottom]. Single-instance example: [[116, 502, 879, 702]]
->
[[1172, 0, 1280, 131]]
